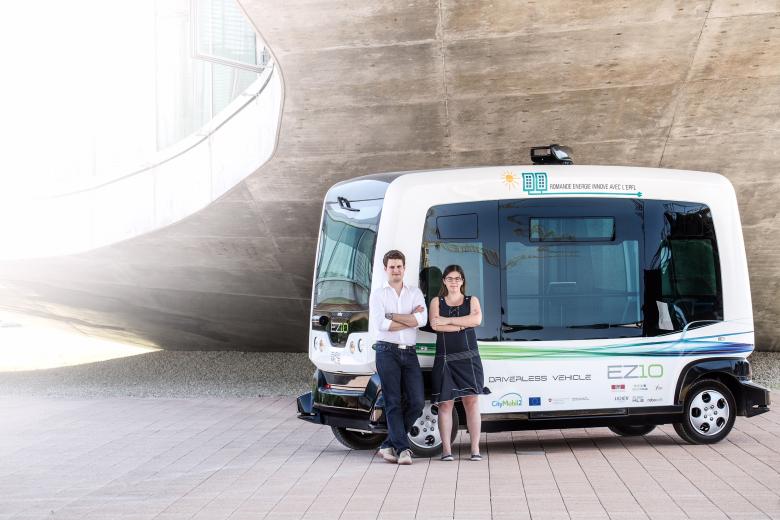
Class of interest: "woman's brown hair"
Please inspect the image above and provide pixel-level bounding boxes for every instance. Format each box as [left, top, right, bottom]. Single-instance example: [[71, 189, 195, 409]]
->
[[437, 264, 467, 297]]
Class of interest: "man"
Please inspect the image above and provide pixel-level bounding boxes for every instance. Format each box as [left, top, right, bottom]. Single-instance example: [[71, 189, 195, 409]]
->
[[369, 250, 427, 465]]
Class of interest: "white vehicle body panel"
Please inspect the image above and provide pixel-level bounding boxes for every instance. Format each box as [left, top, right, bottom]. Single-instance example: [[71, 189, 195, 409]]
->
[[309, 165, 754, 414]]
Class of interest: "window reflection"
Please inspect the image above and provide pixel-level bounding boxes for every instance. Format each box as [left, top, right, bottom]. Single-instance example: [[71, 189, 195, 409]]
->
[[314, 200, 381, 308], [644, 202, 722, 334]]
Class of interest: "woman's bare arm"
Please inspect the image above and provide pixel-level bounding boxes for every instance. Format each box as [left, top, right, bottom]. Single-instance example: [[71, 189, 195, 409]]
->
[[438, 297, 483, 328], [436, 324, 462, 332], [429, 298, 462, 332]]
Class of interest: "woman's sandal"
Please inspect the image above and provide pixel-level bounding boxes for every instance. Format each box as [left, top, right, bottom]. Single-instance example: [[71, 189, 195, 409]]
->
[[440, 453, 454, 461], [470, 453, 482, 461]]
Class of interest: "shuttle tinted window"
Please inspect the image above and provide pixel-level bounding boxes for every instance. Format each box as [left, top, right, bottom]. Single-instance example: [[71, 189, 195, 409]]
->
[[420, 198, 723, 341], [501, 199, 643, 340], [420, 202, 501, 341], [530, 217, 615, 242], [436, 213, 478, 239], [643, 202, 722, 334]]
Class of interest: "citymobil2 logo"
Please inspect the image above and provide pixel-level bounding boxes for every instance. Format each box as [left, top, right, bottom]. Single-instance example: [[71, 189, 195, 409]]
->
[[491, 392, 523, 409]]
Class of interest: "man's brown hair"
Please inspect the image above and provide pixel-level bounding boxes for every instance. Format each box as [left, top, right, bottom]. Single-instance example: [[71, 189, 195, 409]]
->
[[382, 249, 406, 267]]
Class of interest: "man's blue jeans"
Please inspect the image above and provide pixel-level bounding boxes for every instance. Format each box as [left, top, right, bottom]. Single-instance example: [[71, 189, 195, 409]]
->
[[375, 341, 425, 453]]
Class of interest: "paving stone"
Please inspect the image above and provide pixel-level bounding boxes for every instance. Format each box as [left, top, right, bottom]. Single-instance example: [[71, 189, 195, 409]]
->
[[1, 395, 779, 519]]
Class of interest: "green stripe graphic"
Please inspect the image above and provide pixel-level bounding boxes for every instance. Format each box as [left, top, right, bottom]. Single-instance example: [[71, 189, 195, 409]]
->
[[413, 330, 753, 359]]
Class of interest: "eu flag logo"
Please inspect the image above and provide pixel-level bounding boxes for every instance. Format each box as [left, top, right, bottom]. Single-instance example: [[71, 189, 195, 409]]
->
[[529, 397, 541, 406]]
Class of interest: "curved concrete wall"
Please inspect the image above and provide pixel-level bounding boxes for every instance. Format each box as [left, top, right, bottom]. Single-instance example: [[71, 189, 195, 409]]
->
[[1, 0, 778, 351]]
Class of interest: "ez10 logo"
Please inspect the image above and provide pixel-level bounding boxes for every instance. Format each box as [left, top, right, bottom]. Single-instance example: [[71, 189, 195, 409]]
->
[[330, 322, 348, 334], [607, 364, 664, 379]]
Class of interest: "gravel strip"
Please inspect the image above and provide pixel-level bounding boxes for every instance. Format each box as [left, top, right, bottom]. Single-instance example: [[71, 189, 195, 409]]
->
[[0, 350, 777, 399], [748, 351, 780, 391], [0, 351, 315, 398]]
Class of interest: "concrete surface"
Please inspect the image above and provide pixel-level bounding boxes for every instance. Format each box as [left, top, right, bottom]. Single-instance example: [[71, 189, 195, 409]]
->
[[1, 395, 779, 519], [1, 1, 779, 351]]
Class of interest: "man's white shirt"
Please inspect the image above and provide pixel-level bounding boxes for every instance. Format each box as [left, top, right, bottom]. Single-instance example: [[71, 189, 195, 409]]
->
[[369, 281, 428, 346]]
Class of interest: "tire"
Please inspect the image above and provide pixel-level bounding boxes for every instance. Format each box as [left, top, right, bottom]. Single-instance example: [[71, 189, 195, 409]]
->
[[673, 379, 736, 445], [608, 424, 656, 437], [407, 401, 459, 458], [331, 426, 386, 450]]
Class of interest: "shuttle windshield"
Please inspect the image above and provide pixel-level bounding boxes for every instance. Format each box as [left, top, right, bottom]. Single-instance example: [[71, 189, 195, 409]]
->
[[314, 199, 381, 308]]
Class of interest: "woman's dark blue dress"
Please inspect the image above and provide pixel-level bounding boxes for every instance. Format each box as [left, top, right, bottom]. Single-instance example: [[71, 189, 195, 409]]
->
[[431, 295, 490, 403]]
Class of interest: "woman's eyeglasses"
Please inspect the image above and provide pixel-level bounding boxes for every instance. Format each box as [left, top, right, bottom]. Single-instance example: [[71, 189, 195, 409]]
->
[[444, 277, 463, 283]]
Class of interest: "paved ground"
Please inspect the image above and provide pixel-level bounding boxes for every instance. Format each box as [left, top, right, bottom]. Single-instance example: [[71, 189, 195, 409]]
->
[[2, 395, 779, 520]]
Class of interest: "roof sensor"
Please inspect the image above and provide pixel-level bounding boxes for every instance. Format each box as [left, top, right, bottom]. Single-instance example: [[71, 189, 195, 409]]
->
[[530, 144, 573, 165]]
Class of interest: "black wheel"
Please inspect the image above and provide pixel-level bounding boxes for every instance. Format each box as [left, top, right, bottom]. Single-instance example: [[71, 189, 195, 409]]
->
[[608, 424, 656, 437], [673, 379, 735, 445], [331, 426, 386, 450], [407, 401, 459, 458]]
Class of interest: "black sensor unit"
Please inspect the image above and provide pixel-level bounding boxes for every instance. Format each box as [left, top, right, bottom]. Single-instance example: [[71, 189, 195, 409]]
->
[[530, 144, 573, 165]]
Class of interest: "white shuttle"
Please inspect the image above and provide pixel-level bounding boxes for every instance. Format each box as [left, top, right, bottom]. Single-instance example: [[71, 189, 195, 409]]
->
[[298, 146, 770, 456]]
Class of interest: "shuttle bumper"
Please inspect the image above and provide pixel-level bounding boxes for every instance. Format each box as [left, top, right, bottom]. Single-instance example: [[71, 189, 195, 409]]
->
[[295, 370, 387, 432], [740, 380, 771, 417]]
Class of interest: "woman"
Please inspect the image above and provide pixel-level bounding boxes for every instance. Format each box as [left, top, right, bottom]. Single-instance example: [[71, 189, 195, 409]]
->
[[429, 264, 490, 461]]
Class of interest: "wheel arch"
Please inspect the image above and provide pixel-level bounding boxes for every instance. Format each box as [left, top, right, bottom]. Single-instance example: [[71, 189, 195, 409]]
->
[[675, 357, 751, 415]]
